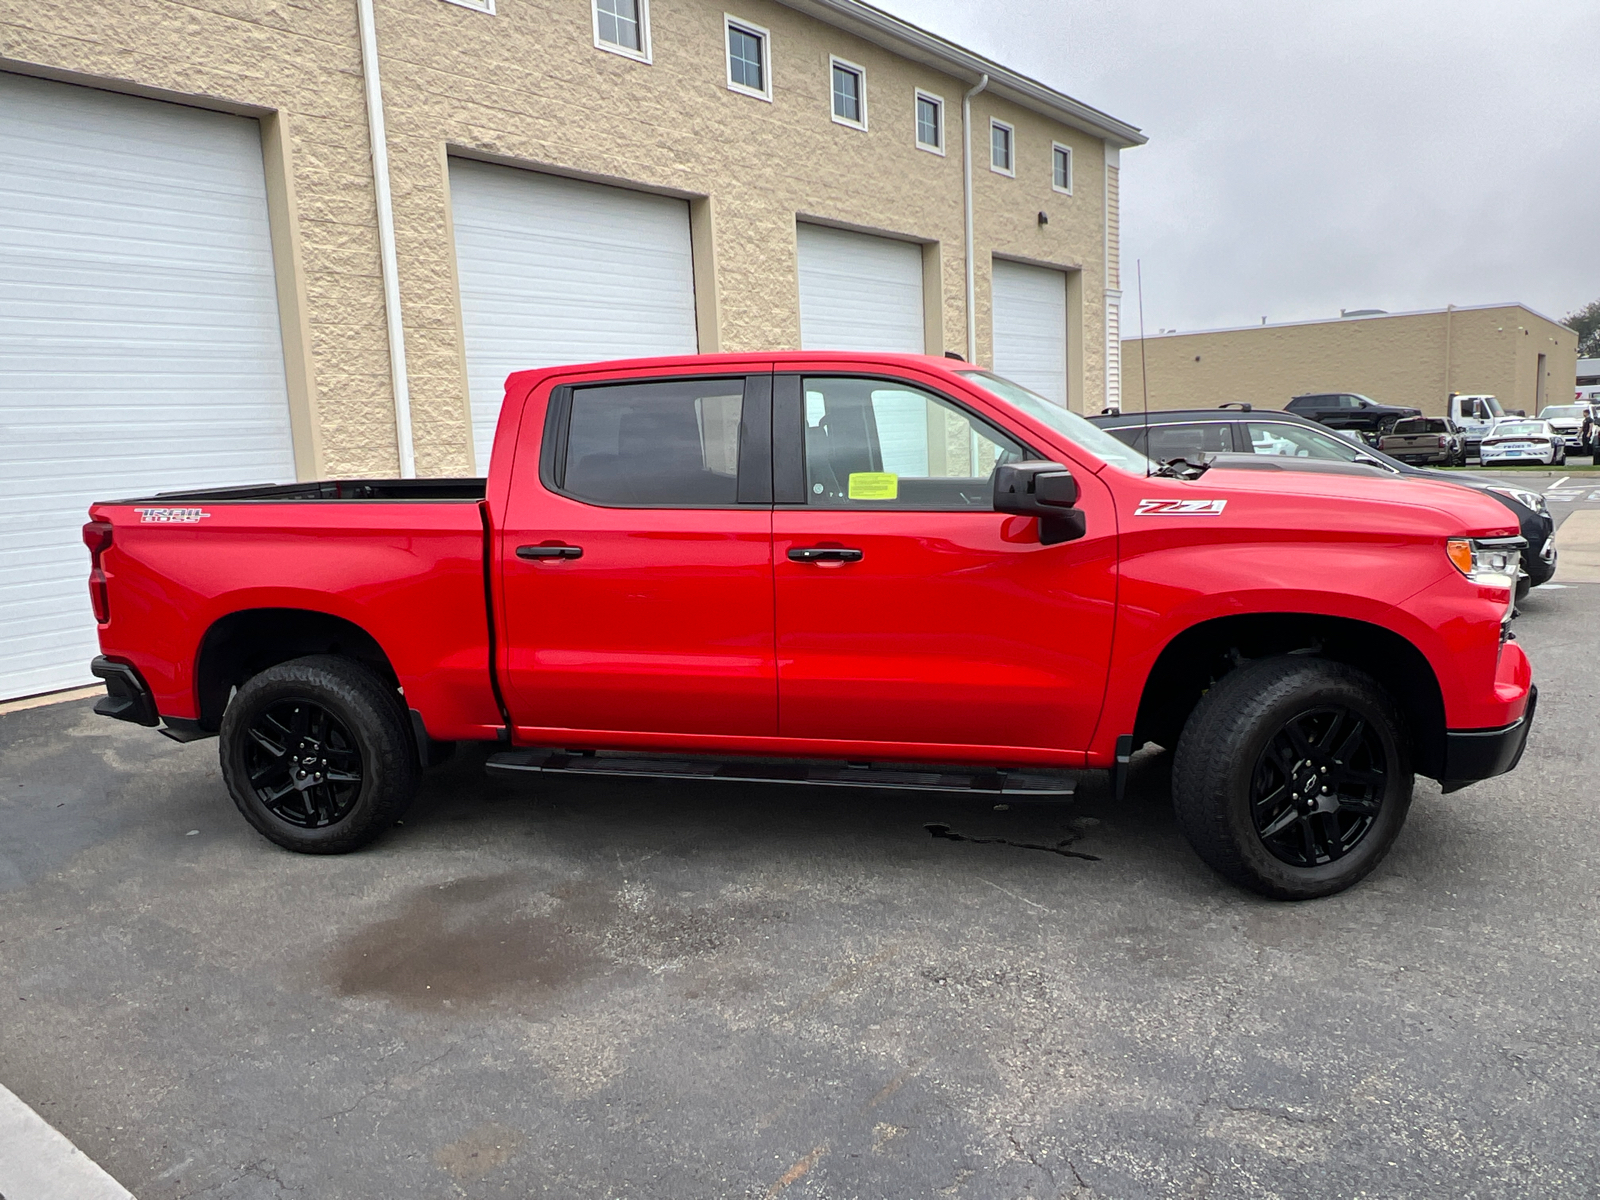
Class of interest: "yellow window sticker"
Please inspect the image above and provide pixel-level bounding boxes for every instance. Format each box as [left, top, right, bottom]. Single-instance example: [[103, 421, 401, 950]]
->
[[848, 472, 898, 500]]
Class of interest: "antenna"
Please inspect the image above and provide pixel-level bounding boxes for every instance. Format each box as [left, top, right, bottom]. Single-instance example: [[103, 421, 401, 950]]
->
[[1137, 259, 1151, 476]]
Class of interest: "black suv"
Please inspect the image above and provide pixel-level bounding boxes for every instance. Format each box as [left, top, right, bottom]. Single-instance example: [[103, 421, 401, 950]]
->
[[1287, 392, 1422, 442], [1091, 406, 1556, 592]]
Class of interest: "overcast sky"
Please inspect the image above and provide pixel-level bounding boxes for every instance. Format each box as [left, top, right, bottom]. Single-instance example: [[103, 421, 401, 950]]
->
[[882, 0, 1600, 336]]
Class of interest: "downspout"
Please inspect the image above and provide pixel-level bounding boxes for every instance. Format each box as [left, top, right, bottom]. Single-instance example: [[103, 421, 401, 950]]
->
[[962, 74, 989, 365], [356, 0, 416, 478]]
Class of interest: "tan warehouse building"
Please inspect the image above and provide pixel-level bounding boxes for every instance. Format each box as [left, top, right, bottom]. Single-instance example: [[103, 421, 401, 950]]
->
[[0, 0, 1143, 700], [1122, 304, 1578, 418]]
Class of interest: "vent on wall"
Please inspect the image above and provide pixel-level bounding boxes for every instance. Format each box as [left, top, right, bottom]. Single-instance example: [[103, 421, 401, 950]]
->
[[440, 0, 495, 12]]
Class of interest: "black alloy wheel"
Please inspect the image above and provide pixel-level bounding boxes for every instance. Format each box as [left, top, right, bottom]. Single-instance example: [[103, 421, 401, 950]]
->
[[1248, 705, 1385, 867], [220, 654, 419, 854], [242, 698, 365, 829], [1171, 655, 1413, 899]]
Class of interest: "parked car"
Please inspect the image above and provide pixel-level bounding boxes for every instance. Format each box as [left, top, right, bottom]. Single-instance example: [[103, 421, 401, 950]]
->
[[85, 353, 1534, 901], [1286, 392, 1422, 443], [1379, 416, 1466, 466], [1448, 394, 1508, 459], [1479, 419, 1566, 466], [1535, 404, 1595, 457], [1091, 407, 1556, 592]]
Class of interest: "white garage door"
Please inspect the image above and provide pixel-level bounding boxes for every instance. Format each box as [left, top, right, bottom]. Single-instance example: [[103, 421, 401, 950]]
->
[[796, 224, 925, 354], [991, 258, 1068, 407], [0, 73, 296, 702], [449, 160, 700, 472]]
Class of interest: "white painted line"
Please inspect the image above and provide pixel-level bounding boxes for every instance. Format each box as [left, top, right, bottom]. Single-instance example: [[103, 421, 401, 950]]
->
[[1550, 476, 1569, 490], [0, 1082, 134, 1199]]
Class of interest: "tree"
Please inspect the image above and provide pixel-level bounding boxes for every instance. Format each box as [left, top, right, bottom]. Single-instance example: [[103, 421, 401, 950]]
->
[[1564, 299, 1600, 357]]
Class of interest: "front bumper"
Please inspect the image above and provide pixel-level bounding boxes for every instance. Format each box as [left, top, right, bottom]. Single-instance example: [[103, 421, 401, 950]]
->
[[1440, 685, 1536, 792]]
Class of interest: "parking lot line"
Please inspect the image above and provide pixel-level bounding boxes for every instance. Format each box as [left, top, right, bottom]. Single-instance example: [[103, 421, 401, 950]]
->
[[0, 1082, 135, 1199], [1553, 509, 1600, 583]]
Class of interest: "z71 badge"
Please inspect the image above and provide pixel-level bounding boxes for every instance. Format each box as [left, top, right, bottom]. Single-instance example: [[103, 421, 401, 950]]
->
[[1135, 498, 1227, 517], [134, 507, 212, 524]]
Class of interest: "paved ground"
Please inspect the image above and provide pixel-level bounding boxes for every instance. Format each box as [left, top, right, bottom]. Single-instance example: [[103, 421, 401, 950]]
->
[[3, 498, 1599, 1199]]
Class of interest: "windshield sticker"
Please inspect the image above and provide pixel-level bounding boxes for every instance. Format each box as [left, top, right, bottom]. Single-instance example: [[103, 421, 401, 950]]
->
[[1135, 498, 1227, 517], [134, 508, 212, 524], [848, 472, 899, 500]]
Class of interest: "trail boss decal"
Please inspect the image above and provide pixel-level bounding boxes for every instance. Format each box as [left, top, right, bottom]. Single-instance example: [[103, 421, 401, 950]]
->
[[134, 508, 212, 524], [1135, 498, 1227, 517]]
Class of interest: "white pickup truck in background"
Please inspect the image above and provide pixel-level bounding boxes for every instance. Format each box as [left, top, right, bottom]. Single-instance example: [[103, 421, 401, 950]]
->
[[1448, 394, 1510, 460]]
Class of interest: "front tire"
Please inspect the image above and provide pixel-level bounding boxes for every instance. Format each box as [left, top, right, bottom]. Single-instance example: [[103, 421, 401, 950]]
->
[[1172, 657, 1413, 899], [219, 655, 419, 854]]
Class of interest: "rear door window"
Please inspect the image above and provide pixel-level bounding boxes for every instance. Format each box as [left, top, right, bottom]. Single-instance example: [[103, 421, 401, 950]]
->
[[1109, 422, 1233, 460], [1245, 421, 1364, 460], [554, 377, 758, 507], [797, 377, 1028, 509]]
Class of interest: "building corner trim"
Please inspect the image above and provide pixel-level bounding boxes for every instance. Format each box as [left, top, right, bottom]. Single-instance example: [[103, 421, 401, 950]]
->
[[356, 0, 415, 478]]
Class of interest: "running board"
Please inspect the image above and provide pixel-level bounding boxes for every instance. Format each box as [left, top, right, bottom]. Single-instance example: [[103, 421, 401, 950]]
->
[[484, 749, 1076, 797]]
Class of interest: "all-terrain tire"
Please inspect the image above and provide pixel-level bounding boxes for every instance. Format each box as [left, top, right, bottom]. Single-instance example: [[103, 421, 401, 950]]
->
[[1172, 656, 1413, 900], [219, 655, 419, 854]]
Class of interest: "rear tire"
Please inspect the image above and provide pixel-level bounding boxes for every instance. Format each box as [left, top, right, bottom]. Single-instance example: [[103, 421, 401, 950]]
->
[[1172, 656, 1413, 900], [219, 655, 419, 854]]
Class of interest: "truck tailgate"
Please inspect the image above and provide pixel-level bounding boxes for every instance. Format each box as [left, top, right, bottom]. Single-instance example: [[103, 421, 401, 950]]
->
[[88, 498, 503, 741]]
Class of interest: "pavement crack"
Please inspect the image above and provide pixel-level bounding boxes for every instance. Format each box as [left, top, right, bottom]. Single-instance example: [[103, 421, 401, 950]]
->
[[320, 1045, 457, 1121], [925, 823, 1100, 861], [1006, 1130, 1055, 1187]]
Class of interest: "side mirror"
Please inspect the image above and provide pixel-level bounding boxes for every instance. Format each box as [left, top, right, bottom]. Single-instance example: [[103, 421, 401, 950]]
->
[[993, 460, 1086, 545]]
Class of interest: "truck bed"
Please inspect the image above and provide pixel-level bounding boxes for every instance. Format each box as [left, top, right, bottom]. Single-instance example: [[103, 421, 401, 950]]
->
[[88, 480, 503, 743], [112, 477, 487, 504]]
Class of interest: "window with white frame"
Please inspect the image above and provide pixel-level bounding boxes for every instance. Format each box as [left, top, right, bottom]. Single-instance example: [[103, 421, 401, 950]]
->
[[438, 0, 494, 13], [830, 57, 865, 128], [915, 90, 943, 153], [1052, 142, 1073, 193], [593, 0, 649, 60], [990, 119, 1013, 176], [725, 17, 771, 100]]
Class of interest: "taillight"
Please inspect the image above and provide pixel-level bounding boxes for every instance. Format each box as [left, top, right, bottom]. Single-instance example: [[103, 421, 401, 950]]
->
[[1436, 436, 1447, 447], [83, 521, 113, 624]]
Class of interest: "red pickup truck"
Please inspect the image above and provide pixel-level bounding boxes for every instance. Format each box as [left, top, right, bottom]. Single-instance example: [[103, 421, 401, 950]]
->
[[84, 353, 1535, 899]]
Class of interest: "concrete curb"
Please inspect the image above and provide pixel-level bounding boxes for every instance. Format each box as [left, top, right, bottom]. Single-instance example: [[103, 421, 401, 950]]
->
[[0, 1083, 134, 1200]]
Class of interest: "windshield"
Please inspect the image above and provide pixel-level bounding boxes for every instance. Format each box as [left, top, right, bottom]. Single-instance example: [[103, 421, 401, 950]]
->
[[958, 371, 1154, 474], [1539, 406, 1583, 419], [1489, 422, 1543, 437]]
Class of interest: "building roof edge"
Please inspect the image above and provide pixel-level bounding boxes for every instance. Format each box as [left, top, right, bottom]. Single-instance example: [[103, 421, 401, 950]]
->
[[775, 0, 1148, 148], [1124, 302, 1574, 342]]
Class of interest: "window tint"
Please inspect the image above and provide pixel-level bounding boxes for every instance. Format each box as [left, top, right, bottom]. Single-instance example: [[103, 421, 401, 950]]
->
[[562, 379, 745, 506], [1245, 421, 1365, 461], [832, 62, 862, 123], [1391, 417, 1426, 434], [727, 23, 764, 92], [800, 377, 1026, 509], [1108, 422, 1232, 460]]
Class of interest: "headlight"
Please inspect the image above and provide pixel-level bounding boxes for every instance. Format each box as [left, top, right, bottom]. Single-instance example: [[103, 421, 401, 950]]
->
[[1446, 536, 1524, 587], [1485, 485, 1547, 515]]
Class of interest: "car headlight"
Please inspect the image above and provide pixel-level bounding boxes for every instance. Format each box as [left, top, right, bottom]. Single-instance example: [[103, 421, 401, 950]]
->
[[1447, 536, 1524, 587], [1485, 485, 1547, 515]]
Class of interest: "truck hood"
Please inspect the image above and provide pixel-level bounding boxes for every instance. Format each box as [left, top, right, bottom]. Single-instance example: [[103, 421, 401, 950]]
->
[[1188, 457, 1519, 537]]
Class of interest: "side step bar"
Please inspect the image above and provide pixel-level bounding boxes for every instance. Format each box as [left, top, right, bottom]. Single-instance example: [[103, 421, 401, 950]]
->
[[484, 749, 1076, 797]]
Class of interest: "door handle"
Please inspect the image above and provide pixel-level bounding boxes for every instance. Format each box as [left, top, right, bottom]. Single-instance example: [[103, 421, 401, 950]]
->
[[788, 547, 863, 563], [516, 544, 583, 560]]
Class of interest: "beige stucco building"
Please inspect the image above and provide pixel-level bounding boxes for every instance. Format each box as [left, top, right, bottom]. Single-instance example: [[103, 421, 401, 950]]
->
[[1121, 304, 1579, 418], [0, 0, 1143, 700], [2, 0, 1143, 477]]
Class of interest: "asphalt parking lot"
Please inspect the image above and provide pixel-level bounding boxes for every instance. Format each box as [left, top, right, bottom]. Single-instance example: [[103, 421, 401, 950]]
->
[[3, 490, 1598, 1199]]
